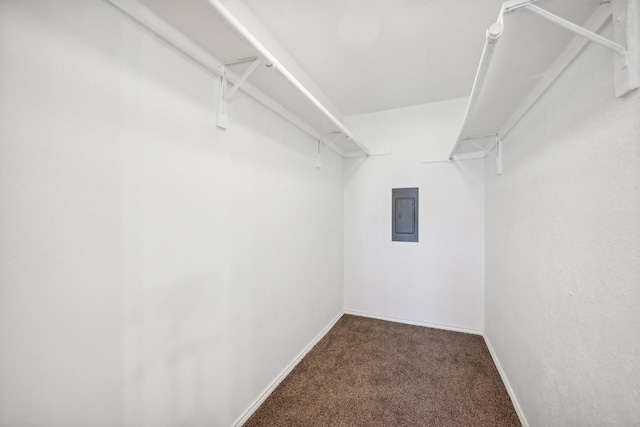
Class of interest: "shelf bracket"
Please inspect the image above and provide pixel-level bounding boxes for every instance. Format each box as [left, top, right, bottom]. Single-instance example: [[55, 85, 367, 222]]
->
[[496, 139, 503, 175], [467, 134, 500, 158], [613, 0, 639, 97], [466, 134, 502, 174], [315, 132, 342, 168], [480, 135, 503, 175], [217, 57, 262, 130], [524, 1, 639, 97]]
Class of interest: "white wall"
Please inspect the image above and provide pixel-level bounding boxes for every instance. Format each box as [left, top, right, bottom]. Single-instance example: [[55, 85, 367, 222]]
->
[[0, 1, 344, 426], [485, 23, 640, 426], [343, 99, 485, 332]]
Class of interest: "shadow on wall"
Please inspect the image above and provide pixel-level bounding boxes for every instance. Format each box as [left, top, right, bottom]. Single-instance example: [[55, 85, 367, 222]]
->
[[124, 275, 235, 426]]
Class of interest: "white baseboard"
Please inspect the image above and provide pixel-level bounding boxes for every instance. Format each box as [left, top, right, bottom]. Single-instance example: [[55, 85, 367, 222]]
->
[[483, 333, 529, 427], [344, 309, 483, 336], [231, 311, 344, 427]]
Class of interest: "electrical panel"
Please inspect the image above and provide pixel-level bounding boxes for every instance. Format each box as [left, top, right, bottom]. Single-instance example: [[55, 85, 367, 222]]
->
[[392, 188, 418, 242]]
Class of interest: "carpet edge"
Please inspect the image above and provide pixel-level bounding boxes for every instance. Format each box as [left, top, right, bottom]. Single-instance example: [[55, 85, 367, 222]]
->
[[231, 311, 345, 427], [483, 333, 530, 427], [344, 309, 483, 336]]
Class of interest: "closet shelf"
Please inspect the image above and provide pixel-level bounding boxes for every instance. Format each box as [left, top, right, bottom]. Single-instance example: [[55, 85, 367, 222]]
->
[[105, 0, 371, 157], [449, 0, 638, 162]]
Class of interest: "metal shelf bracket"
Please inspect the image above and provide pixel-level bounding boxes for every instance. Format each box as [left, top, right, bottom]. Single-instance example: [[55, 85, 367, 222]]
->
[[496, 139, 503, 175], [524, 0, 638, 97], [613, 0, 639, 96], [217, 57, 262, 130]]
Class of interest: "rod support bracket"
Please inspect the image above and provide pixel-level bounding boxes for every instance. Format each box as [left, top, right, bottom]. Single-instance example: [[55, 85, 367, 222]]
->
[[217, 57, 262, 130], [525, 1, 638, 97], [496, 140, 503, 175], [612, 0, 639, 96]]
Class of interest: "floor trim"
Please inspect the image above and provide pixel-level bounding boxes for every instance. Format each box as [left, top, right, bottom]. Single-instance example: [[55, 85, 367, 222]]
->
[[483, 333, 529, 427], [344, 309, 483, 336], [231, 311, 344, 427]]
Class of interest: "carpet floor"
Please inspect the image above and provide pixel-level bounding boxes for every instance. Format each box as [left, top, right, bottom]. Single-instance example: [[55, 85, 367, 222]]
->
[[243, 314, 521, 427]]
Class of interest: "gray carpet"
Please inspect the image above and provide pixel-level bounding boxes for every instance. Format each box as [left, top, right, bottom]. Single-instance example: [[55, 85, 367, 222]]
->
[[243, 314, 521, 426]]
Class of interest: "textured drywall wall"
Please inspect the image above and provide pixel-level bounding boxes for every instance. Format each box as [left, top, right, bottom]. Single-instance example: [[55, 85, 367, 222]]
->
[[0, 2, 125, 425], [0, 1, 344, 426], [343, 99, 485, 332], [485, 23, 640, 426]]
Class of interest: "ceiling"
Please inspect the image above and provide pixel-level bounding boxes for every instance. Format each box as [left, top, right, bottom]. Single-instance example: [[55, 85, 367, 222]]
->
[[241, 0, 505, 115], [134, 0, 507, 117]]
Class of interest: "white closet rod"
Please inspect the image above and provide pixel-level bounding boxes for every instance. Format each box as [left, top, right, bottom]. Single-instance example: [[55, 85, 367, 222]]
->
[[448, 21, 504, 161], [448, 1, 538, 160], [204, 0, 371, 157], [105, 0, 336, 150]]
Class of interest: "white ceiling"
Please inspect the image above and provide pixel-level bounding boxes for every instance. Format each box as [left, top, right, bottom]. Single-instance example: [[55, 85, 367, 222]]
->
[[242, 0, 505, 115], [134, 0, 508, 118]]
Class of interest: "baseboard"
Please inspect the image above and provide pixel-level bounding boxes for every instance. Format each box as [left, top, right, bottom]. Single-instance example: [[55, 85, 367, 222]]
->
[[343, 309, 483, 336], [231, 311, 344, 427], [483, 333, 529, 427]]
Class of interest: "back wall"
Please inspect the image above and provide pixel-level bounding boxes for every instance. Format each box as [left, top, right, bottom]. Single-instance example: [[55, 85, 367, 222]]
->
[[343, 99, 485, 333]]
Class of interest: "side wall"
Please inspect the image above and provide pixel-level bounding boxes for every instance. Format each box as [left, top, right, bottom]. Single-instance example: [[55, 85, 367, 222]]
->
[[343, 99, 485, 333], [485, 23, 640, 426], [0, 1, 344, 426]]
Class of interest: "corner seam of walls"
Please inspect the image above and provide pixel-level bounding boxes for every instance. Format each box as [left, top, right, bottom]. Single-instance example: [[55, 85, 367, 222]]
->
[[483, 333, 530, 427]]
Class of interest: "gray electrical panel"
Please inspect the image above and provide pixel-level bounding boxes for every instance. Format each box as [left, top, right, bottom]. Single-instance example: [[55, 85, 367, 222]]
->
[[392, 187, 418, 242]]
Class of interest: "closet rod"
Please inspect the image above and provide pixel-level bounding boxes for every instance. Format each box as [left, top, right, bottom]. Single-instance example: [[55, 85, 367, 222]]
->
[[104, 0, 347, 156], [448, 21, 504, 161], [204, 0, 371, 157]]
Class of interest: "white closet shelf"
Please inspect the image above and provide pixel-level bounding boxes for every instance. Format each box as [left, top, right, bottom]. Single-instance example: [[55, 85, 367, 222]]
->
[[449, 0, 639, 162], [105, 0, 371, 157]]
